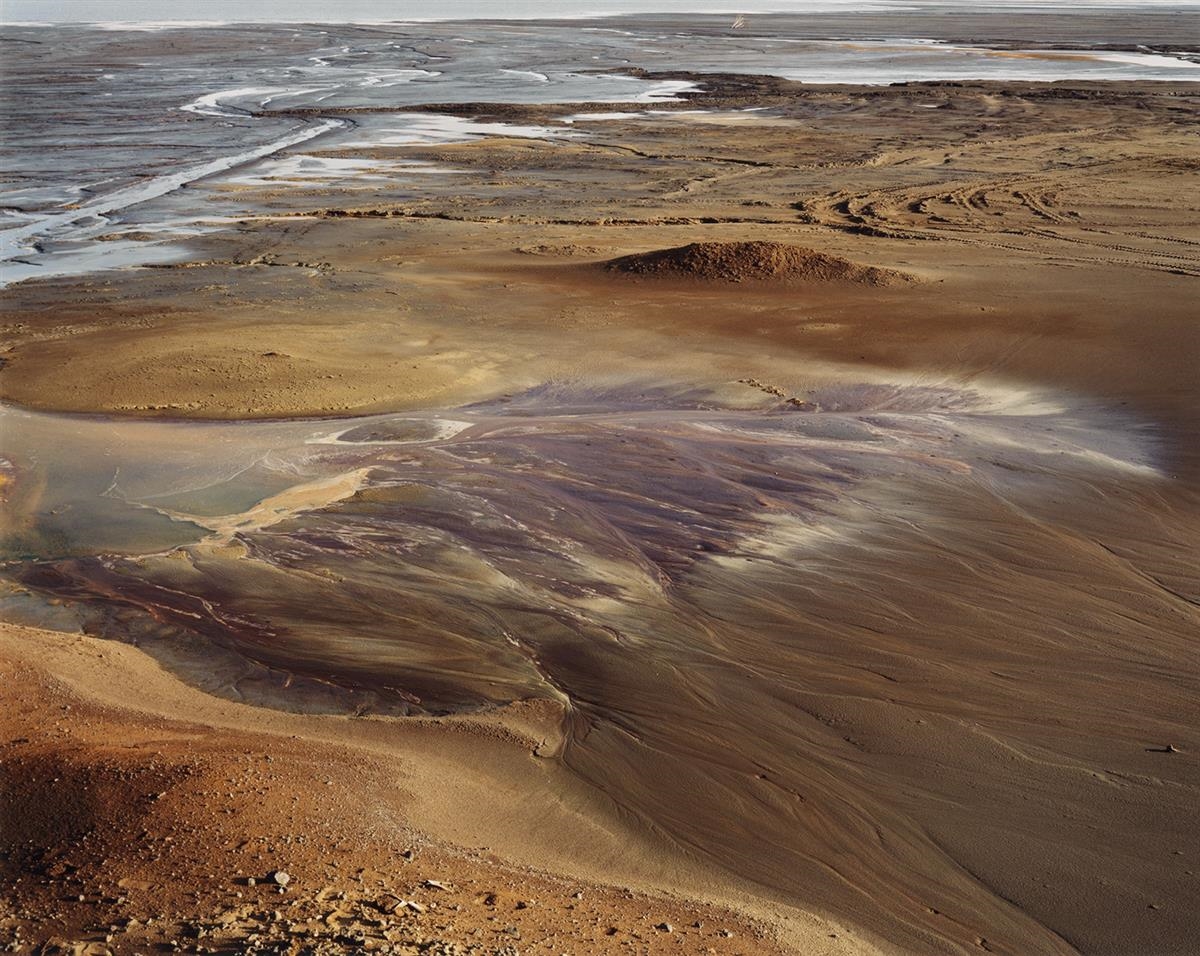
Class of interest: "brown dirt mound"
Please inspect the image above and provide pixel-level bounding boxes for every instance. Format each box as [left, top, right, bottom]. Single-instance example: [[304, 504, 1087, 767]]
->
[[604, 241, 913, 285]]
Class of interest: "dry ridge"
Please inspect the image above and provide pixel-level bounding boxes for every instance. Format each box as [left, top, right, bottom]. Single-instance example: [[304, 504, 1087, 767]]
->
[[603, 241, 913, 285]]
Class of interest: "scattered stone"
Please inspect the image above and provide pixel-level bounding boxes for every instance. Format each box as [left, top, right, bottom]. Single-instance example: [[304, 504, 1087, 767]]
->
[[270, 871, 290, 888]]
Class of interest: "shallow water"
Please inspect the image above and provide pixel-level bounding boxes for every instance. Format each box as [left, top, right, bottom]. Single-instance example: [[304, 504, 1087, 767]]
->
[[722, 38, 1200, 83]]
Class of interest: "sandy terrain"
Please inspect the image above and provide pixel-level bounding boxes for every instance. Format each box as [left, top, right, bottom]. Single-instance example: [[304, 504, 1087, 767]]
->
[[2, 39, 1199, 956], [2, 79, 1197, 438], [0, 622, 834, 955]]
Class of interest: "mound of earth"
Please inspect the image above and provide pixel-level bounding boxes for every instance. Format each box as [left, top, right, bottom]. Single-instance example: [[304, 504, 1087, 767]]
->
[[603, 241, 913, 285]]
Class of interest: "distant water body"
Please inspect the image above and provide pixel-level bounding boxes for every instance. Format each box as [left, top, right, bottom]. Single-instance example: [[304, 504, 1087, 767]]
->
[[6, 0, 1199, 23]]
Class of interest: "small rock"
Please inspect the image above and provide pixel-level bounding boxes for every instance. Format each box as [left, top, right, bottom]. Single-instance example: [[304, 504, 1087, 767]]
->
[[270, 871, 290, 888], [656, 922, 673, 933]]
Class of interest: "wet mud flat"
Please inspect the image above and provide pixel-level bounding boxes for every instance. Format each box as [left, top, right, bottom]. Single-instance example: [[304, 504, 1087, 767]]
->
[[2, 11, 1197, 230], [4, 373, 1199, 954], [1, 10, 1199, 956], [1, 13, 1197, 287]]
